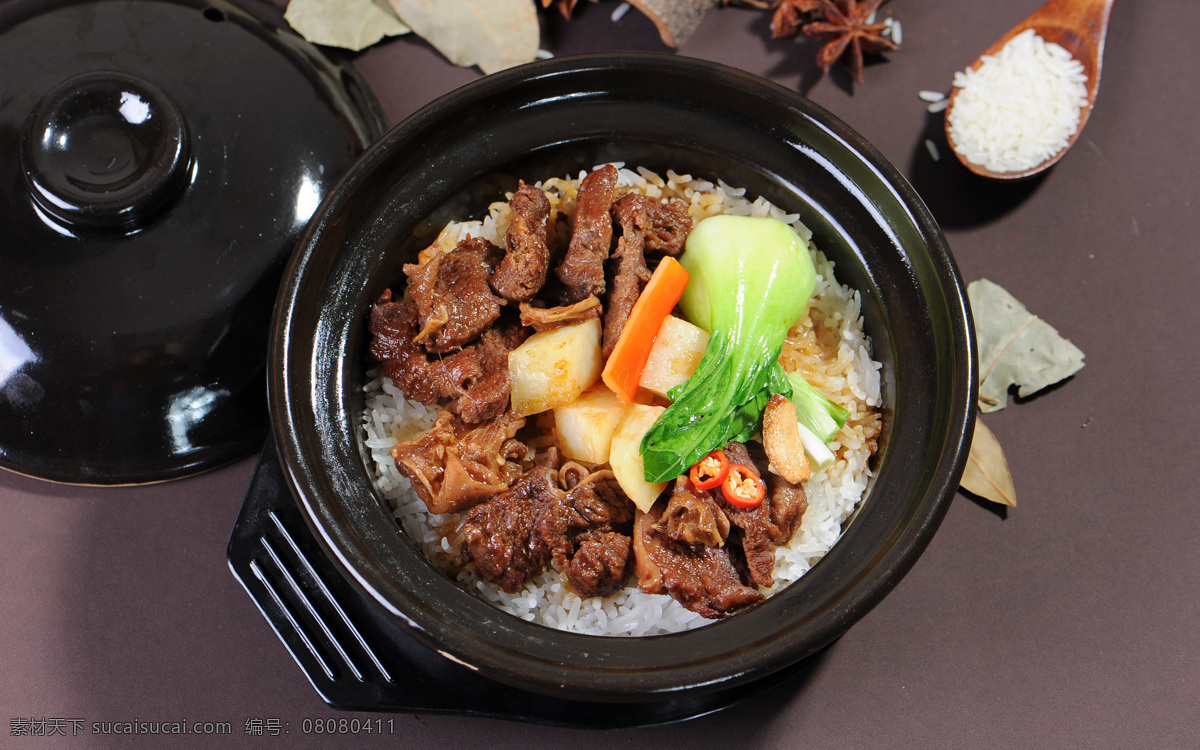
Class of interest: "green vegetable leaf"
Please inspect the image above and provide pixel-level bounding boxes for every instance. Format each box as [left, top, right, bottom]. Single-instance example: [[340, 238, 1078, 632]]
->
[[640, 215, 816, 482], [785, 369, 848, 444], [969, 279, 1085, 413]]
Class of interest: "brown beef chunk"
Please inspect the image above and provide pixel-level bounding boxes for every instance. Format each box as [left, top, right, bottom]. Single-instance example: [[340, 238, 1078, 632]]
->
[[449, 316, 529, 423], [460, 464, 565, 593], [565, 531, 634, 598], [640, 196, 692, 256], [716, 442, 778, 589], [491, 183, 552, 302], [566, 470, 635, 533], [369, 289, 527, 424], [368, 290, 482, 404], [518, 295, 602, 332], [655, 479, 730, 548], [603, 194, 654, 358], [767, 475, 808, 545], [740, 440, 809, 545], [633, 502, 764, 619], [391, 409, 526, 515], [451, 371, 510, 425], [403, 236, 504, 353], [554, 164, 618, 303], [536, 469, 635, 569], [602, 194, 694, 358]]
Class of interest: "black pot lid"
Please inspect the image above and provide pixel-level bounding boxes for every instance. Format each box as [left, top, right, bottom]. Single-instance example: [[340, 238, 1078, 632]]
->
[[0, 0, 386, 484]]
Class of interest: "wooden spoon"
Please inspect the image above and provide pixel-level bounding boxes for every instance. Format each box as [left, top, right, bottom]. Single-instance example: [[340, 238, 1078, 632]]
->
[[944, 0, 1116, 180]]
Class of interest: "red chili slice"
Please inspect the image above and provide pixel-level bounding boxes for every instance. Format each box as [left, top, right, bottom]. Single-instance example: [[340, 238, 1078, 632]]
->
[[689, 449, 730, 490], [721, 464, 766, 509]]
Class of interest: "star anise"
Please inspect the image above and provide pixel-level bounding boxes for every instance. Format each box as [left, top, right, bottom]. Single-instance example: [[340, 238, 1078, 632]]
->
[[768, 0, 822, 38], [541, 0, 590, 20], [800, 0, 898, 84]]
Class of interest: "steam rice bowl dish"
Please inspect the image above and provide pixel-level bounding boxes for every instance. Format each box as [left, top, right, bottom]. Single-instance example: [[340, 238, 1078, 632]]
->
[[360, 164, 882, 637]]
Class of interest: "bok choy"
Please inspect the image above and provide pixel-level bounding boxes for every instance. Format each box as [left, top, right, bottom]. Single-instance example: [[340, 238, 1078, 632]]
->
[[639, 215, 816, 482]]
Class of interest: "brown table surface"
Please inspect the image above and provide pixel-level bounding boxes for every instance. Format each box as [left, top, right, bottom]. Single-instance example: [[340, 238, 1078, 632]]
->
[[4, 1, 1197, 747]]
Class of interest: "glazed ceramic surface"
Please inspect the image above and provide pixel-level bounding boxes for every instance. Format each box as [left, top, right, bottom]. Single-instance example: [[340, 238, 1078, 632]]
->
[[270, 53, 975, 701], [0, 0, 384, 484]]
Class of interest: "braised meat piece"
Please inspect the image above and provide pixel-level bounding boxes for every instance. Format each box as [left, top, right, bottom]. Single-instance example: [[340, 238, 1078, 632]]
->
[[633, 502, 764, 619], [740, 440, 809, 545], [603, 194, 655, 358], [460, 464, 565, 593], [655, 479, 730, 548], [567, 470, 635, 531], [391, 410, 526, 515], [767, 475, 808, 545], [491, 183, 552, 302], [639, 195, 692, 256], [716, 442, 778, 589], [565, 531, 634, 598], [518, 295, 601, 332], [369, 287, 528, 423], [603, 194, 694, 358], [452, 371, 510, 425], [403, 236, 503, 353], [449, 316, 529, 424], [462, 464, 636, 596], [368, 290, 482, 404], [555, 165, 618, 303], [536, 469, 635, 568]]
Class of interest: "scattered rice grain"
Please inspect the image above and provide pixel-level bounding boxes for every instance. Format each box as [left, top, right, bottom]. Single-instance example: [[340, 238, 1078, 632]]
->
[[926, 98, 950, 114], [925, 138, 940, 162]]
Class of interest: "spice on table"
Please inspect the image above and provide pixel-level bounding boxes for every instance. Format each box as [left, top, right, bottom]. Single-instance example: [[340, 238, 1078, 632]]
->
[[968, 279, 1085, 414], [763, 0, 820, 38], [957, 279, 1085, 508], [961, 418, 1016, 507], [628, 0, 721, 48], [797, 0, 898, 84], [389, 0, 540, 74], [284, 0, 411, 52], [542, 0, 595, 19], [739, 0, 899, 84]]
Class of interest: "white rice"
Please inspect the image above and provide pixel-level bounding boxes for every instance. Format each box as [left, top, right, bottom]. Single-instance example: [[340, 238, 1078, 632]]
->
[[925, 138, 941, 162], [946, 28, 1088, 173], [361, 165, 882, 636]]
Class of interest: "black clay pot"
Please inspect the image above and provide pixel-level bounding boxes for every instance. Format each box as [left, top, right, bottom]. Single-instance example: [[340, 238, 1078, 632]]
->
[[0, 0, 384, 484], [269, 53, 976, 703]]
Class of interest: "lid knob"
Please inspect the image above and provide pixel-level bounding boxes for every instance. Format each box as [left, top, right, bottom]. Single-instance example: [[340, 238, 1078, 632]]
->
[[20, 71, 192, 231]]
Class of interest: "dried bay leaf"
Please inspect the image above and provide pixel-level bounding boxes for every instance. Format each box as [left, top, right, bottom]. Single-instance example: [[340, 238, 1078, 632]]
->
[[969, 278, 1085, 413], [285, 0, 410, 52], [961, 418, 1016, 506], [388, 0, 539, 74]]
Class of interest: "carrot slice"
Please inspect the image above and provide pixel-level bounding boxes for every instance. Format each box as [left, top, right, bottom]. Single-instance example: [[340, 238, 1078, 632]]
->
[[601, 256, 690, 403]]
